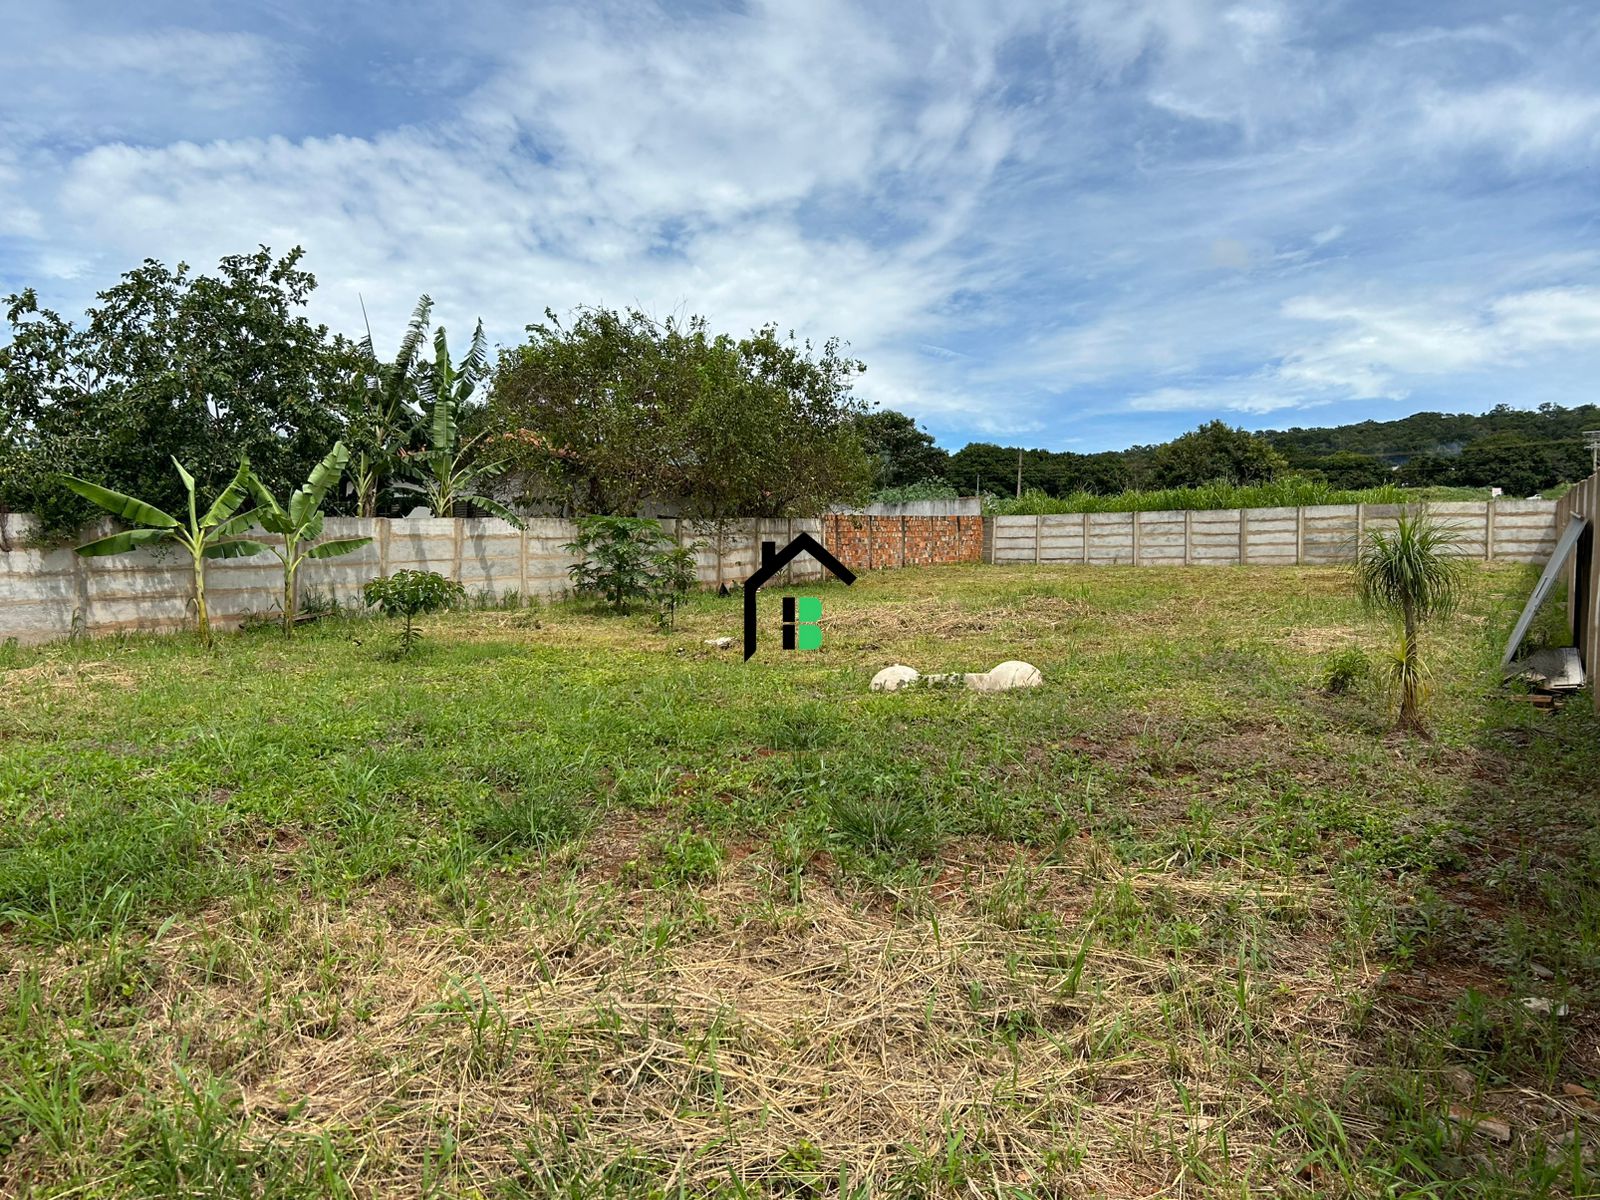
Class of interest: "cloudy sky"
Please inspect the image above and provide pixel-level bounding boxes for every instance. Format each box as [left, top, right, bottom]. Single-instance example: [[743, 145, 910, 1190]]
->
[[2, 1, 1598, 452]]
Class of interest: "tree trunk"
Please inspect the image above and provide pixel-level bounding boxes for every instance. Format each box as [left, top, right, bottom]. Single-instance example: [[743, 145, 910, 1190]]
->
[[193, 554, 212, 647], [282, 561, 297, 636], [1399, 599, 1420, 732]]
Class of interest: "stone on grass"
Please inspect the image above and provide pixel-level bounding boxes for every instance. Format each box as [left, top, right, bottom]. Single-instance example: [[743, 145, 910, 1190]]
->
[[870, 660, 1042, 693], [705, 636, 735, 650], [970, 660, 1043, 692], [870, 664, 921, 692], [1521, 996, 1569, 1017]]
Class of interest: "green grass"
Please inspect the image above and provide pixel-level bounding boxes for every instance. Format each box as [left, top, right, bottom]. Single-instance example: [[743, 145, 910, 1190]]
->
[[0, 563, 1597, 1196], [988, 480, 1529, 515]]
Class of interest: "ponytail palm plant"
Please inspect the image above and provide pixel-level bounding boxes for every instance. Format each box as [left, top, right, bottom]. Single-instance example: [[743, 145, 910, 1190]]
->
[[246, 441, 372, 634], [1353, 510, 1467, 733], [62, 459, 267, 646]]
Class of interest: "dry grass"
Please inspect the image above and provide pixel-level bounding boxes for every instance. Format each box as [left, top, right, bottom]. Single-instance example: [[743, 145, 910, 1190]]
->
[[54, 851, 1363, 1197]]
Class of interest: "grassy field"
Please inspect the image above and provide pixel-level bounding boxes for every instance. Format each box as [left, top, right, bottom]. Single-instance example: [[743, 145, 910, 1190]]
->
[[1, 563, 1597, 1198]]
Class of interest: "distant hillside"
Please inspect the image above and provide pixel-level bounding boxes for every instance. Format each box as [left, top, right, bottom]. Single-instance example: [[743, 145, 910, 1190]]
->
[[865, 402, 1598, 503], [1265, 402, 1600, 464]]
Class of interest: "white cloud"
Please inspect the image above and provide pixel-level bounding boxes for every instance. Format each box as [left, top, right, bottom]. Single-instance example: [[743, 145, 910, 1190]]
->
[[4, 1, 1600, 452]]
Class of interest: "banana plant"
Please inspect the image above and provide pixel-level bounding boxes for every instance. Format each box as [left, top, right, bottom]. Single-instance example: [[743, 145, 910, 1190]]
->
[[350, 294, 433, 516], [62, 458, 267, 646], [395, 321, 525, 528], [246, 441, 373, 635]]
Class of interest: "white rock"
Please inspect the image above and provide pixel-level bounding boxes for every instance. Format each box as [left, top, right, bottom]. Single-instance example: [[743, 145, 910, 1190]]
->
[[1521, 996, 1569, 1017], [704, 637, 735, 650], [972, 660, 1043, 692], [870, 664, 921, 692]]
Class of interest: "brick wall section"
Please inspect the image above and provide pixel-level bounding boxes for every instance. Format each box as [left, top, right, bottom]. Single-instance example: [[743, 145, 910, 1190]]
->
[[822, 514, 984, 572]]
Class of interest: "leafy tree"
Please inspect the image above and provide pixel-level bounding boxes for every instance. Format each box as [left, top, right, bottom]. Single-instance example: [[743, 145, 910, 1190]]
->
[[1307, 451, 1394, 490], [871, 480, 960, 503], [246, 441, 373, 635], [1353, 511, 1466, 733], [61, 459, 267, 645], [857, 409, 949, 490], [1150, 421, 1286, 488], [396, 320, 524, 525], [362, 569, 463, 654], [490, 308, 871, 518], [1395, 452, 1456, 488], [1453, 433, 1563, 496], [0, 247, 344, 540]]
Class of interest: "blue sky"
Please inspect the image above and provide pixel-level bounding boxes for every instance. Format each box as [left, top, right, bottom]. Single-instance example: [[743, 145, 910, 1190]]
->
[[2, 1, 1598, 453]]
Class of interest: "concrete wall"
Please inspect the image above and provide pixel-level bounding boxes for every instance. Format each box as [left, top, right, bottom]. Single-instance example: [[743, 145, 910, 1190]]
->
[[0, 514, 826, 645], [836, 498, 983, 517], [985, 500, 1562, 567]]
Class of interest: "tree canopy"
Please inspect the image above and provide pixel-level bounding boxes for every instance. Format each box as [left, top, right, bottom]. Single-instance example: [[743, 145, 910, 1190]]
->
[[1, 247, 346, 537], [488, 308, 873, 518]]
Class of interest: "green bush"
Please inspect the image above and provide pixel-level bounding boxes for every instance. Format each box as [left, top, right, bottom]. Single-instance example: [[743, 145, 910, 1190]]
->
[[362, 569, 465, 653]]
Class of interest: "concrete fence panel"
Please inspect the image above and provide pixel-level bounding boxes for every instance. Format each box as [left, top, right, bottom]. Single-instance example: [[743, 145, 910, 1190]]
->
[[980, 499, 1562, 570]]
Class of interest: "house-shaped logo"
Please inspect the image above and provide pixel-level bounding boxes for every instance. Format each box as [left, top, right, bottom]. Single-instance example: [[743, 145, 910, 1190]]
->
[[743, 533, 856, 660]]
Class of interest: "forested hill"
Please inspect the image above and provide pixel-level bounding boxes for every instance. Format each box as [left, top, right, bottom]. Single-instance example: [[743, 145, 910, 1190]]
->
[[865, 402, 1600, 500], [1265, 402, 1600, 462]]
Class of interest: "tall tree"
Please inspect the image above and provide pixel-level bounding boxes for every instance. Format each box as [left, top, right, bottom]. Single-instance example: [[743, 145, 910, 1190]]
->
[[0, 247, 344, 540], [856, 409, 949, 490], [1150, 420, 1286, 488], [489, 308, 871, 518]]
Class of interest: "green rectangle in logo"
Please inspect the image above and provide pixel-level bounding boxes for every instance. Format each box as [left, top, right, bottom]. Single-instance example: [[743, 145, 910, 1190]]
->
[[796, 596, 823, 622]]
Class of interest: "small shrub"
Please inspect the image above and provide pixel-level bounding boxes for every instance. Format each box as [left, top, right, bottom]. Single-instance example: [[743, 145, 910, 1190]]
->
[[566, 516, 700, 617], [1322, 646, 1371, 694], [362, 570, 465, 653], [652, 543, 699, 629]]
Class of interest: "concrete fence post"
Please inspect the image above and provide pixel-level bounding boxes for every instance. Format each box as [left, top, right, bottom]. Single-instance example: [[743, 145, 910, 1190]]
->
[[1034, 515, 1042, 564], [1239, 509, 1248, 566], [1355, 503, 1365, 561], [1183, 509, 1193, 566], [1131, 511, 1141, 566], [1295, 506, 1305, 565], [519, 524, 529, 600], [1484, 501, 1495, 562]]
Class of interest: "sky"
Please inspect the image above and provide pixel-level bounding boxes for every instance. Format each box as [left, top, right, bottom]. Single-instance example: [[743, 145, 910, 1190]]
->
[[2, 1, 1598, 454]]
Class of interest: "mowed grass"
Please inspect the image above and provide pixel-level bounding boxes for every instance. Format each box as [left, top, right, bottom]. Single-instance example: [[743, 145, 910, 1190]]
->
[[1, 562, 1598, 1198]]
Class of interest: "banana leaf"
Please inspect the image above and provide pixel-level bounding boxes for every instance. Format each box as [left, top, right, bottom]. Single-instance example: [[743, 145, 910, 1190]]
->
[[290, 441, 350, 528], [461, 494, 526, 529], [204, 538, 272, 560], [306, 536, 373, 560], [201, 459, 255, 528], [59, 478, 178, 528], [73, 527, 174, 557]]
